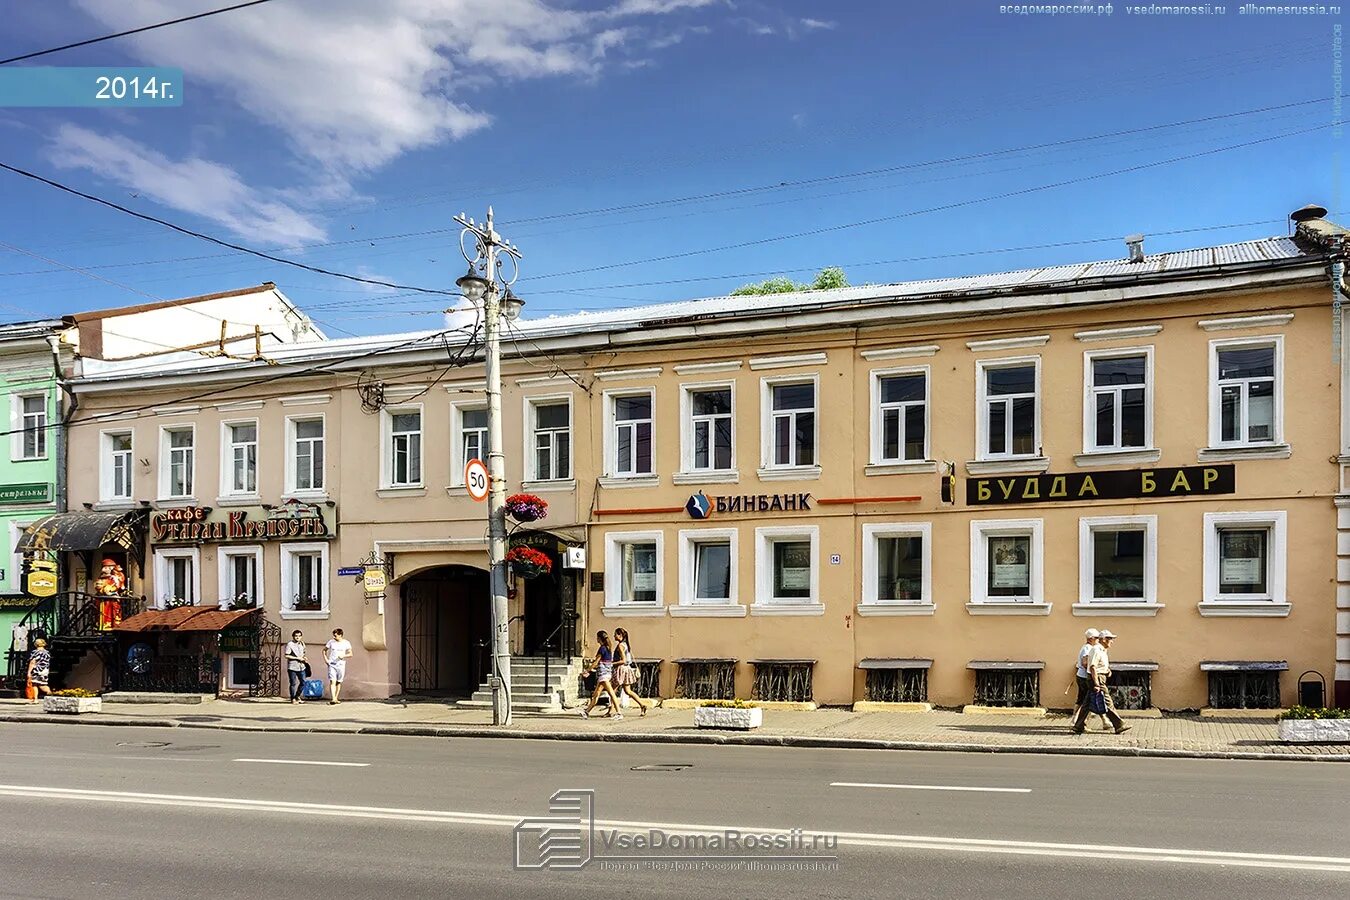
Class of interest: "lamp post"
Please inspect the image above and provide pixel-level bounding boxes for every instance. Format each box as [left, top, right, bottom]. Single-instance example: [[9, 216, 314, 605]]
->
[[454, 207, 523, 726]]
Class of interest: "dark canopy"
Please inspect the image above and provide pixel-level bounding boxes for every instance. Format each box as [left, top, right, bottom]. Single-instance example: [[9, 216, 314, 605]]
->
[[15, 509, 146, 562]]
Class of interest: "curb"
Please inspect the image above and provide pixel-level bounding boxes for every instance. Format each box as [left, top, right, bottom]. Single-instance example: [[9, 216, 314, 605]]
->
[[4, 713, 1348, 762]]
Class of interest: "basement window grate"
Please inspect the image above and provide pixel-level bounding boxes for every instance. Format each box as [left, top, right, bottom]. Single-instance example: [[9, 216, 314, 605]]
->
[[751, 662, 813, 703], [1208, 671, 1280, 709], [633, 660, 662, 699], [865, 668, 927, 703], [1107, 671, 1152, 711], [973, 669, 1040, 708], [674, 660, 736, 700]]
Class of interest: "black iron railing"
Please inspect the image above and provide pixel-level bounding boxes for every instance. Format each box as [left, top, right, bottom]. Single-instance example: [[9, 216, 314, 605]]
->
[[5, 593, 142, 688], [541, 613, 580, 690]]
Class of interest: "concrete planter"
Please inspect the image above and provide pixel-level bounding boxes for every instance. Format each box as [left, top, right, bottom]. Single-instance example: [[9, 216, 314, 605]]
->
[[693, 705, 762, 730], [43, 695, 102, 715], [1278, 718, 1350, 743]]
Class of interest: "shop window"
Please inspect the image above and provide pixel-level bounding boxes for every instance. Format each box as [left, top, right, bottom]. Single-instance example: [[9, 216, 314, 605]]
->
[[1201, 511, 1287, 609], [603, 531, 663, 610], [673, 658, 736, 700], [969, 519, 1044, 606], [751, 660, 814, 702], [754, 526, 819, 609]]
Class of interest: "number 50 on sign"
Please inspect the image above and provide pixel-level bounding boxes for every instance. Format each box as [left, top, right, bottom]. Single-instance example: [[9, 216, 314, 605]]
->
[[464, 459, 490, 502]]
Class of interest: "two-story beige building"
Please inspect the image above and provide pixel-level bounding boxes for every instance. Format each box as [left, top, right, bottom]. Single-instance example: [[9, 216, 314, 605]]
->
[[51, 207, 1350, 711]]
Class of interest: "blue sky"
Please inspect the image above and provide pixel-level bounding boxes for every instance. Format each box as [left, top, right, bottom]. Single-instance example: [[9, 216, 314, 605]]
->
[[0, 1, 1341, 337]]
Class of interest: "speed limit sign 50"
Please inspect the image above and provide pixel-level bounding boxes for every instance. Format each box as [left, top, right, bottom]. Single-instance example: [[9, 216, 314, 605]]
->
[[464, 458, 490, 502]]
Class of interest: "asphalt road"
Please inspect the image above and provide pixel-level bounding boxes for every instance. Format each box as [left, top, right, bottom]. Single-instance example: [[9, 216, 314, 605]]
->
[[0, 722, 1347, 899]]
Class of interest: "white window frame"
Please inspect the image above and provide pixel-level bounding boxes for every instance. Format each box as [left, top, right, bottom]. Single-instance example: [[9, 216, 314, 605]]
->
[[10, 392, 48, 461], [99, 429, 134, 503], [152, 546, 200, 609], [679, 381, 736, 479], [284, 414, 326, 496], [220, 418, 260, 498], [968, 518, 1046, 609], [752, 524, 821, 613], [1208, 336, 1284, 448], [861, 522, 933, 610], [1201, 510, 1288, 611], [218, 544, 264, 610], [158, 424, 196, 500], [224, 653, 262, 691], [677, 528, 741, 610], [524, 394, 574, 484], [602, 530, 665, 614], [870, 366, 930, 464], [1077, 515, 1158, 608], [1081, 347, 1154, 454], [759, 374, 820, 473], [603, 388, 656, 478], [449, 400, 489, 486], [381, 404, 424, 489], [975, 356, 1042, 461], [6, 518, 38, 595], [280, 541, 330, 619]]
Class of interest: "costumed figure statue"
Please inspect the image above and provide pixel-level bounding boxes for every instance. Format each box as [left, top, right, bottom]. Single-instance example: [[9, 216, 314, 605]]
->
[[95, 558, 127, 631]]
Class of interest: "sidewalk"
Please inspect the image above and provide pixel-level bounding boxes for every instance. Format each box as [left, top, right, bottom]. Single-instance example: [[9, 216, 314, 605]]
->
[[2, 697, 1347, 761]]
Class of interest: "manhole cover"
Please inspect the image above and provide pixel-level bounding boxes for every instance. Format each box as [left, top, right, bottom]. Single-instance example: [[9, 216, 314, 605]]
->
[[115, 741, 170, 749], [630, 764, 691, 772], [162, 745, 220, 752]]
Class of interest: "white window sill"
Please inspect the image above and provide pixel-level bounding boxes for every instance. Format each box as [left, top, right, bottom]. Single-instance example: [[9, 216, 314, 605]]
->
[[1197, 601, 1292, 618], [600, 605, 667, 618], [1072, 602, 1164, 617], [598, 475, 660, 489], [284, 491, 330, 503], [93, 500, 137, 512], [377, 486, 427, 498], [521, 479, 577, 493], [215, 494, 262, 507], [856, 602, 936, 616], [670, 604, 748, 618], [750, 602, 825, 616], [673, 470, 740, 485], [1073, 448, 1161, 467], [756, 465, 822, 482], [12, 456, 49, 463], [280, 610, 331, 620], [155, 497, 199, 508], [865, 460, 938, 476], [1198, 444, 1291, 462], [965, 457, 1051, 476], [965, 602, 1052, 616]]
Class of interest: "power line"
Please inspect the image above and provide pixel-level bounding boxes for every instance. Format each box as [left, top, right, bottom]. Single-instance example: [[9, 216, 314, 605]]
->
[[0, 0, 281, 65]]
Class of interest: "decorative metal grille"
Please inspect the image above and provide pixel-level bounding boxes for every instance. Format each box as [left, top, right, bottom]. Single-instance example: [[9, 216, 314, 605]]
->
[[251, 617, 283, 699], [633, 660, 662, 699], [674, 661, 736, 700], [1208, 671, 1280, 709], [118, 654, 218, 693], [751, 662, 813, 702], [865, 668, 927, 703], [973, 670, 1040, 707], [1107, 671, 1151, 711]]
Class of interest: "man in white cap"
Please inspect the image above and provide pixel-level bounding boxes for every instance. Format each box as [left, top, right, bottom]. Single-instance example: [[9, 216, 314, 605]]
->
[[1071, 628, 1100, 724], [1072, 629, 1131, 734]]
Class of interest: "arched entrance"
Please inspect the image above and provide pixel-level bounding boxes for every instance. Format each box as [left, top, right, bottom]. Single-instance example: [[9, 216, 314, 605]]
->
[[400, 566, 491, 696]]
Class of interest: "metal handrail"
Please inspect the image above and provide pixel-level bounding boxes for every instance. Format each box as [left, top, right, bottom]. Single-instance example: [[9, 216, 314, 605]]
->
[[541, 612, 581, 690], [5, 592, 142, 685]]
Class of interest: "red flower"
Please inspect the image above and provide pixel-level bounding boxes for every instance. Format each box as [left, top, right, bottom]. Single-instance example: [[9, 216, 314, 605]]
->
[[506, 546, 553, 575]]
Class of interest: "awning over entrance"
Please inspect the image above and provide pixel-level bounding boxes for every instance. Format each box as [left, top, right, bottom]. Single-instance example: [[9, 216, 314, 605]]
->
[[114, 605, 254, 633], [15, 510, 147, 559]]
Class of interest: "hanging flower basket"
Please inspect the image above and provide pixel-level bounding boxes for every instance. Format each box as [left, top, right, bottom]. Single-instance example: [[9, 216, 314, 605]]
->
[[506, 546, 553, 580], [506, 493, 548, 522]]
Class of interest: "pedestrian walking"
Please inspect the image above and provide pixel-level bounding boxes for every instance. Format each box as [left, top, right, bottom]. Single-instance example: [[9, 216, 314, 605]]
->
[[1069, 628, 1099, 725], [324, 628, 353, 704], [611, 627, 649, 717], [579, 630, 622, 719], [284, 630, 309, 704], [25, 637, 51, 703], [1072, 629, 1132, 735]]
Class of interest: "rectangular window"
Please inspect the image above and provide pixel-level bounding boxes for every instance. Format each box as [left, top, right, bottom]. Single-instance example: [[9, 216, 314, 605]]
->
[[17, 394, 46, 460], [153, 548, 199, 608], [225, 422, 258, 494], [1218, 528, 1268, 595], [755, 526, 819, 608], [290, 417, 325, 493], [694, 541, 732, 602], [987, 535, 1031, 599], [769, 382, 816, 467], [163, 427, 195, 498], [387, 409, 422, 487], [282, 542, 329, 614], [875, 372, 927, 462], [621, 541, 658, 603], [1088, 353, 1148, 451], [689, 388, 733, 471], [970, 519, 1044, 605], [103, 431, 133, 501], [604, 531, 663, 609], [220, 546, 262, 608], [1201, 511, 1287, 608], [980, 362, 1038, 458], [1079, 515, 1157, 606], [611, 393, 654, 476], [862, 523, 932, 607], [1216, 344, 1278, 445], [531, 400, 571, 481], [461, 407, 488, 467]]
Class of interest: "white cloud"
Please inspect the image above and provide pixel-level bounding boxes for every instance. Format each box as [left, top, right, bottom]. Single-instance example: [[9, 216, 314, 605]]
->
[[48, 124, 326, 245], [800, 18, 836, 30]]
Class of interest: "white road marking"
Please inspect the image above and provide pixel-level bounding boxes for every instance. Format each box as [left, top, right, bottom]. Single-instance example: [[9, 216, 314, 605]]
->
[[233, 758, 369, 767], [0, 783, 1347, 873], [830, 781, 1031, 794]]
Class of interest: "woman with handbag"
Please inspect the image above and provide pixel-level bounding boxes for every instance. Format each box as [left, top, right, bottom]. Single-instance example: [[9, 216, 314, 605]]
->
[[611, 628, 648, 717], [25, 638, 51, 704], [284, 630, 309, 704]]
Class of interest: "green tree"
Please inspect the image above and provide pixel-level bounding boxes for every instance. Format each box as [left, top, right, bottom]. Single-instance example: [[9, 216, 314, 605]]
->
[[729, 267, 849, 296]]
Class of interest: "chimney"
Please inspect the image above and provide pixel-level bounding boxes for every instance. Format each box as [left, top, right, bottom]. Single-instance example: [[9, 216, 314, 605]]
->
[[1289, 203, 1328, 225], [1124, 233, 1145, 263]]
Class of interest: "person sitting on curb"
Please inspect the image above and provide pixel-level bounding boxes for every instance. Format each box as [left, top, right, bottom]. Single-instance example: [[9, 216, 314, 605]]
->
[[1071, 629, 1132, 735]]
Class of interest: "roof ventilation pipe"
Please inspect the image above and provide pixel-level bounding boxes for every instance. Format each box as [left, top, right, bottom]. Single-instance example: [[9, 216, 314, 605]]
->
[[1124, 234, 1145, 263]]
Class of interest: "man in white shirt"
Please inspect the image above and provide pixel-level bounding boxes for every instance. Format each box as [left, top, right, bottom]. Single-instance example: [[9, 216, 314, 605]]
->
[[324, 628, 354, 704], [1072, 629, 1131, 734], [1071, 628, 1099, 725]]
